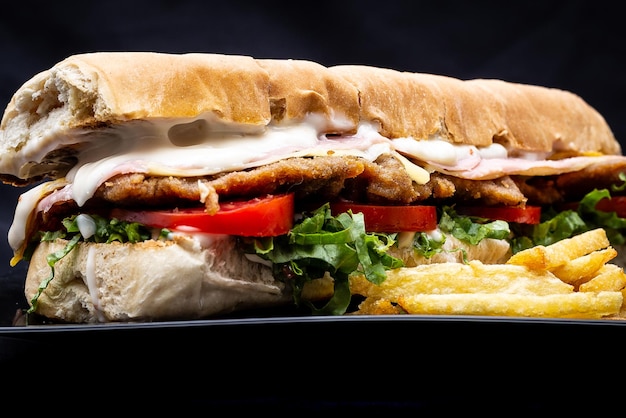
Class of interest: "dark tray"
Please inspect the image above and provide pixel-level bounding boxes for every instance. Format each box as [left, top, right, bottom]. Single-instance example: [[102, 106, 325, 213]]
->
[[1, 268, 623, 410]]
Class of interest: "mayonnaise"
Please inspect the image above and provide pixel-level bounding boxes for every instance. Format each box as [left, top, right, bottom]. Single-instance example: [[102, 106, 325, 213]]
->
[[9, 112, 618, 256]]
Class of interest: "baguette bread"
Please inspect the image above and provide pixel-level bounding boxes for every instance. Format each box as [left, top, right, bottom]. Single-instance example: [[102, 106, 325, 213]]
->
[[0, 52, 619, 185], [330, 65, 617, 154]]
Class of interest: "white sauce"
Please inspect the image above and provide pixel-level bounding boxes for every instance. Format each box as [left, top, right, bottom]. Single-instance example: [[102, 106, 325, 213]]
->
[[8, 179, 68, 264], [8, 112, 615, 256], [76, 214, 96, 239], [85, 246, 106, 322], [426, 228, 445, 242], [391, 137, 459, 165], [396, 231, 417, 249]]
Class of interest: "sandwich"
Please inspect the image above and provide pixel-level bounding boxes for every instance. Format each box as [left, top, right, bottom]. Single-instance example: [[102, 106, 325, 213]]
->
[[2, 51, 626, 323]]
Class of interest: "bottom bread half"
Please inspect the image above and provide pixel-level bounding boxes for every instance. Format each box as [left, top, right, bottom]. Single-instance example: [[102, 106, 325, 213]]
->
[[24, 235, 293, 323]]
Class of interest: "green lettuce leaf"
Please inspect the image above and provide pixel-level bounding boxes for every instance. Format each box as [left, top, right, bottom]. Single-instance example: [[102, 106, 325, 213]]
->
[[439, 206, 510, 244], [27, 214, 156, 316], [577, 188, 626, 245], [251, 204, 403, 315], [510, 181, 626, 253]]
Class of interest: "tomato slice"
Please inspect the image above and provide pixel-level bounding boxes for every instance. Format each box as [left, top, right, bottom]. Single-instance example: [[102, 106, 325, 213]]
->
[[455, 205, 541, 224], [594, 196, 626, 218], [330, 201, 437, 232], [111, 193, 295, 236]]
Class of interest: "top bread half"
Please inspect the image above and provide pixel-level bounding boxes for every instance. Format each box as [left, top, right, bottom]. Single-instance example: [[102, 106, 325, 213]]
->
[[0, 51, 620, 185]]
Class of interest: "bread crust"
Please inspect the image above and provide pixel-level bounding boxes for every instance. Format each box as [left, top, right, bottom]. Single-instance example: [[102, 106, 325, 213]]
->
[[256, 58, 360, 131], [43, 52, 271, 124], [329, 65, 619, 155], [0, 52, 619, 184], [25, 236, 292, 322], [465, 78, 619, 155]]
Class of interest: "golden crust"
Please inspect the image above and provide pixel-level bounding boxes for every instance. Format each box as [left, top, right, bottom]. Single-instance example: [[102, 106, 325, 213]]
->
[[256, 58, 360, 132], [60, 52, 272, 124], [0, 52, 620, 184], [466, 79, 620, 155], [330, 66, 451, 141], [330, 65, 620, 155]]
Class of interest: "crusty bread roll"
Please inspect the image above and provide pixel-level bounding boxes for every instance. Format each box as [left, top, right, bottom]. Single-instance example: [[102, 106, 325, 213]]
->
[[25, 235, 293, 322], [329, 65, 618, 154], [0, 52, 619, 185], [256, 58, 360, 129], [0, 53, 273, 183]]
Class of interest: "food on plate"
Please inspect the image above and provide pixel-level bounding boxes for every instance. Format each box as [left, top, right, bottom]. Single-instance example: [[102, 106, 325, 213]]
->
[[506, 227, 611, 271], [395, 292, 622, 318], [2, 52, 626, 323], [352, 228, 626, 318]]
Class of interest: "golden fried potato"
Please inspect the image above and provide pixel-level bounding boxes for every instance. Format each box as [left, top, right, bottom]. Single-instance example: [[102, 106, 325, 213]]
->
[[348, 227, 626, 320], [619, 288, 626, 319], [579, 263, 626, 293], [396, 291, 623, 319], [352, 297, 404, 315], [506, 228, 610, 271], [350, 261, 573, 299], [550, 247, 617, 286]]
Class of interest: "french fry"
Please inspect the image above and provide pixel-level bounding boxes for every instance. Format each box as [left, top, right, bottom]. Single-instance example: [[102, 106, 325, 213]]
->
[[506, 228, 610, 271], [620, 288, 626, 319], [550, 247, 617, 286], [348, 226, 626, 320], [396, 291, 623, 319], [352, 297, 404, 315], [349, 261, 573, 299], [579, 263, 626, 293]]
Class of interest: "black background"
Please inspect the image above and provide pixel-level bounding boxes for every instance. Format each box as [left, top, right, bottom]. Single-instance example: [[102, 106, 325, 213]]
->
[[0, 0, 624, 410]]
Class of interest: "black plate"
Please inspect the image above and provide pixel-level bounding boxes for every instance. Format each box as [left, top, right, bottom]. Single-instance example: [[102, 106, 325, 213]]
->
[[1, 269, 624, 410]]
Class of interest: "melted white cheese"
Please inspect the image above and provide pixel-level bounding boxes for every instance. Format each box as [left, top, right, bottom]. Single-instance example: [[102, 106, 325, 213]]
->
[[67, 119, 400, 206], [9, 113, 618, 256], [8, 179, 68, 264]]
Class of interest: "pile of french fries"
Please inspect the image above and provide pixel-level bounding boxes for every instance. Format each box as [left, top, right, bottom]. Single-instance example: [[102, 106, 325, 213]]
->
[[350, 228, 626, 319]]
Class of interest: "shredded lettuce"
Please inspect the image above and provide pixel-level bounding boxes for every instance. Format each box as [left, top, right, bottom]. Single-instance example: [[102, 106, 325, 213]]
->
[[26, 177, 626, 318], [27, 214, 154, 315], [576, 188, 626, 245], [510, 184, 626, 253], [250, 203, 403, 315], [61, 214, 151, 243], [410, 231, 446, 258], [439, 206, 510, 244], [510, 209, 586, 253], [408, 206, 510, 262]]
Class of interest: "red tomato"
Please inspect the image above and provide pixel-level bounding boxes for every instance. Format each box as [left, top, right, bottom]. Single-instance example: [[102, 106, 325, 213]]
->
[[595, 196, 626, 218], [330, 201, 437, 232], [111, 193, 295, 236], [455, 205, 541, 224]]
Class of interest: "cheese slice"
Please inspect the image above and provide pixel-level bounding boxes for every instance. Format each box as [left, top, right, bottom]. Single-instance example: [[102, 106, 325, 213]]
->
[[8, 114, 626, 258]]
